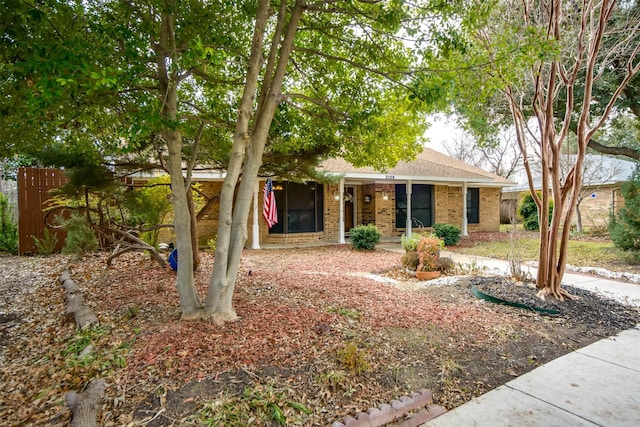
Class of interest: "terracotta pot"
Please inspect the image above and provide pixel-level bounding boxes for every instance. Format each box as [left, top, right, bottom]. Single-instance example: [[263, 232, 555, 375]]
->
[[416, 270, 441, 281]]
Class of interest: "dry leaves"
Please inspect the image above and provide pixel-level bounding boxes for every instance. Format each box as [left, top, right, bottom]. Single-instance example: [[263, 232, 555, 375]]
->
[[1, 245, 637, 426]]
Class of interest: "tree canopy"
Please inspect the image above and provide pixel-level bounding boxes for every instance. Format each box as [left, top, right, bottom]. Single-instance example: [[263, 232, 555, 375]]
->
[[2, 0, 470, 320]]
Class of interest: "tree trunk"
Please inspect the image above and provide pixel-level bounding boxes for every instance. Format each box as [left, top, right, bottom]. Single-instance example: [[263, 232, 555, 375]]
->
[[156, 10, 202, 318], [575, 203, 582, 234], [187, 186, 201, 270], [205, 0, 305, 324], [166, 127, 202, 318]]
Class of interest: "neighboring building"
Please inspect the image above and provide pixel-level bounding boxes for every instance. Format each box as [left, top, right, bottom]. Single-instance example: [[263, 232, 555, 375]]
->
[[186, 148, 515, 247], [501, 154, 637, 229]]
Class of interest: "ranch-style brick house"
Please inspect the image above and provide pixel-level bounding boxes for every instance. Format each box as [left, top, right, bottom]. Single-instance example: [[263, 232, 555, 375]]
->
[[190, 148, 515, 248]]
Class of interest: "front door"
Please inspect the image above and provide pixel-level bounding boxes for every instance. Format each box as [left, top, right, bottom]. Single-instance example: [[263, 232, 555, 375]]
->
[[345, 186, 355, 233]]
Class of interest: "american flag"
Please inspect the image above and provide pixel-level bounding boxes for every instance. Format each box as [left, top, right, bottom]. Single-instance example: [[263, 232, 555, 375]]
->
[[263, 178, 278, 228]]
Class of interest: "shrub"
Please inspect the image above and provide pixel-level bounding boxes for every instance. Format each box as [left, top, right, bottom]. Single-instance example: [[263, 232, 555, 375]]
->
[[0, 193, 18, 254], [207, 235, 217, 253], [518, 192, 553, 231], [437, 256, 456, 274], [32, 228, 59, 255], [59, 214, 99, 255], [350, 224, 381, 250], [416, 236, 444, 272], [400, 232, 423, 252], [337, 342, 371, 374], [401, 251, 420, 270], [125, 175, 173, 247], [610, 166, 640, 253], [433, 223, 461, 246]]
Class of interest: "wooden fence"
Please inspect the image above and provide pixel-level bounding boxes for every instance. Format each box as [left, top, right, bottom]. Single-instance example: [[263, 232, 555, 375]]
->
[[17, 167, 68, 255]]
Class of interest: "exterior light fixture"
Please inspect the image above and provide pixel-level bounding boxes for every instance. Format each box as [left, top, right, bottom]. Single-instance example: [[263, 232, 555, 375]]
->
[[382, 191, 389, 201]]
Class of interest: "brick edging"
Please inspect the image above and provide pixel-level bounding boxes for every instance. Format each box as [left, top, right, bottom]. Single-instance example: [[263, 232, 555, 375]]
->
[[331, 389, 447, 427]]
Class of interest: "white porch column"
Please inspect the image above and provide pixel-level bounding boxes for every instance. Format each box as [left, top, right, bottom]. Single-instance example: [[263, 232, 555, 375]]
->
[[251, 179, 261, 249], [338, 178, 345, 244], [405, 180, 412, 237], [462, 182, 468, 237]]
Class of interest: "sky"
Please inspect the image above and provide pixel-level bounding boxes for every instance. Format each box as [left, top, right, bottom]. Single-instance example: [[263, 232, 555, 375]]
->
[[422, 114, 462, 154]]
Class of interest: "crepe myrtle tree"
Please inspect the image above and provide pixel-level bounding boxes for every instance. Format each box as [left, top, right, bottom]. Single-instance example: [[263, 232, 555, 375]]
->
[[419, 0, 640, 299]]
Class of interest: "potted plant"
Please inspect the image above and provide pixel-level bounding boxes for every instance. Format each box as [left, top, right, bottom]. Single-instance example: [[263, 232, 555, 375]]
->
[[416, 236, 444, 280]]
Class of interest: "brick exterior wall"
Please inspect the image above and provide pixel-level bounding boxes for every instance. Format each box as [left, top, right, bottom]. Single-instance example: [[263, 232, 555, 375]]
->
[[158, 179, 504, 247], [469, 187, 501, 232], [392, 185, 501, 235], [374, 183, 396, 236]]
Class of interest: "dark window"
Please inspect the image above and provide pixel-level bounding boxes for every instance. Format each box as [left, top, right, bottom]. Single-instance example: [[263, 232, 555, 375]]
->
[[269, 182, 324, 234], [467, 188, 480, 224], [395, 184, 433, 228]]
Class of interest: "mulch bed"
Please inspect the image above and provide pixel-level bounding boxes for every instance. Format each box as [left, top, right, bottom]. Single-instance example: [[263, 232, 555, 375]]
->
[[1, 246, 639, 426]]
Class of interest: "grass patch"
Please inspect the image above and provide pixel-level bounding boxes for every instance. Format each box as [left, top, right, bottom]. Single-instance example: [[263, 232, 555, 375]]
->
[[326, 306, 361, 321], [460, 234, 621, 267], [61, 326, 132, 389], [191, 382, 311, 426]]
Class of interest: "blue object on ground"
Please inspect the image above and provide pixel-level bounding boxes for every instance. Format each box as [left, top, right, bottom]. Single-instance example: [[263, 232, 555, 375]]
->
[[168, 248, 178, 271]]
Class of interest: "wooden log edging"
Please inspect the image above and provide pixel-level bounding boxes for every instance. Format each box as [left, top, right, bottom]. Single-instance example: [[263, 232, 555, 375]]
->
[[331, 389, 447, 427], [59, 269, 98, 330], [59, 270, 104, 426], [65, 378, 106, 427]]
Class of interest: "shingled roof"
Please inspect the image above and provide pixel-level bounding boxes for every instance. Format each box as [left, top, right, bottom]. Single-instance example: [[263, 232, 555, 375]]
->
[[320, 147, 514, 186]]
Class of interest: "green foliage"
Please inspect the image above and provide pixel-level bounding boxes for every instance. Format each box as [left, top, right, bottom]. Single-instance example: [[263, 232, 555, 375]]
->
[[432, 223, 461, 246], [191, 382, 312, 426], [207, 236, 217, 253], [62, 326, 131, 388], [400, 232, 424, 252], [610, 167, 640, 253], [32, 228, 59, 255], [349, 225, 381, 251], [327, 306, 361, 321], [518, 192, 553, 231], [416, 236, 444, 272], [58, 214, 99, 255], [0, 193, 18, 254], [126, 175, 173, 247], [337, 342, 371, 375], [401, 250, 420, 270]]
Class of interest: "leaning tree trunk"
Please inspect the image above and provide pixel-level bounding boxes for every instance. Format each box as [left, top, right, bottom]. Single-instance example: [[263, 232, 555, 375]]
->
[[203, 0, 271, 324]]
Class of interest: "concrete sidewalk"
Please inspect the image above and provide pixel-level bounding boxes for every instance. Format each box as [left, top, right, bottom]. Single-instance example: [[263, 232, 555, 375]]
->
[[425, 325, 640, 426], [413, 249, 640, 426]]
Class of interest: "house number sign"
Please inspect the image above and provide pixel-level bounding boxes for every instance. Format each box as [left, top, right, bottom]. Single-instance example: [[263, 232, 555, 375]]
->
[[385, 175, 395, 180]]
